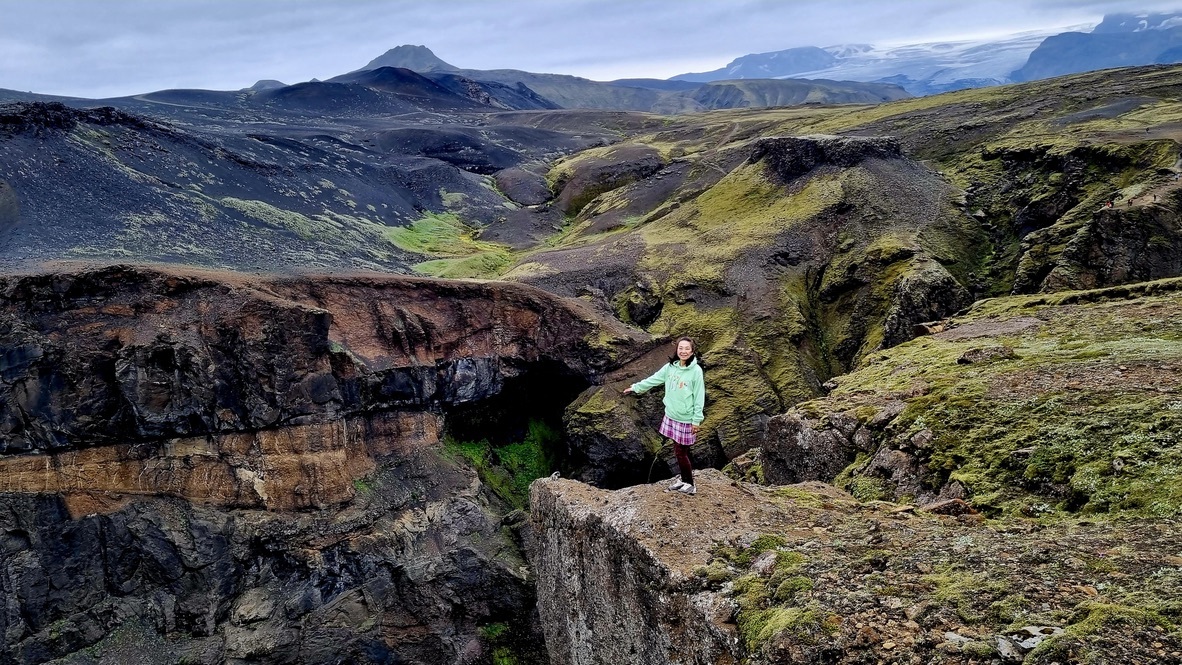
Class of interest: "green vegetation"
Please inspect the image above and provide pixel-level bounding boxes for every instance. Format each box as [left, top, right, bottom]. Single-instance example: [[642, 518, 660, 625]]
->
[[922, 564, 1010, 623], [1028, 601, 1177, 662], [730, 572, 834, 651], [383, 211, 514, 279], [414, 251, 514, 279], [637, 164, 841, 285], [808, 278, 1182, 517], [700, 534, 836, 652], [444, 419, 560, 509], [221, 197, 327, 240], [476, 619, 548, 665]]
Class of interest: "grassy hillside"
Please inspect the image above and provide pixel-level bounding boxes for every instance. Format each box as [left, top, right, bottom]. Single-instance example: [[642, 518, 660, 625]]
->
[[749, 277, 1182, 518], [484, 64, 1182, 483]]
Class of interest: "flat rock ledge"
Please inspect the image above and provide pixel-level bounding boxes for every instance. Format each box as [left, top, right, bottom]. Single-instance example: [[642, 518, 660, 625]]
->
[[529, 471, 1182, 664]]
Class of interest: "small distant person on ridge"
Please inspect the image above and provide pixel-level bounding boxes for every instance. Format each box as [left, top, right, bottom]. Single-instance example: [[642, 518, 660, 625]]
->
[[624, 337, 706, 496]]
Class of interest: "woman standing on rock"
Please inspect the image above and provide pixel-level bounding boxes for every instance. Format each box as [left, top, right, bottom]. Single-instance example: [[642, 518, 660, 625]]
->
[[623, 337, 705, 495]]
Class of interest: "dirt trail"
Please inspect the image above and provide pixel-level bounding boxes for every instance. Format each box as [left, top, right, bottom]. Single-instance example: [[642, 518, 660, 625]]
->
[[1129, 179, 1181, 206]]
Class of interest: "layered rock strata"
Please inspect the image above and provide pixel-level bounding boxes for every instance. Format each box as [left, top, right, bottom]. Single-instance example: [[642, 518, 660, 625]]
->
[[0, 264, 645, 664]]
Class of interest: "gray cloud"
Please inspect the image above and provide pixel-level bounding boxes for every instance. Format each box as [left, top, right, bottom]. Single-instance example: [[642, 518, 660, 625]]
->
[[0, 0, 1177, 97]]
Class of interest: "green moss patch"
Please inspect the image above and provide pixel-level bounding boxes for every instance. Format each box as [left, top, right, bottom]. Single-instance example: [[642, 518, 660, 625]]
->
[[444, 419, 560, 509], [793, 278, 1182, 517]]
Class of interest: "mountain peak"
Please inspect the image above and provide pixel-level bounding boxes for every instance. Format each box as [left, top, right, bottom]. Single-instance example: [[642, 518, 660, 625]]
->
[[358, 45, 458, 73], [671, 46, 837, 82], [246, 79, 286, 91]]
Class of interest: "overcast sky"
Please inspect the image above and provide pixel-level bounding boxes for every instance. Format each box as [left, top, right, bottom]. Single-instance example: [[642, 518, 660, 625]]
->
[[1, 0, 1179, 98]]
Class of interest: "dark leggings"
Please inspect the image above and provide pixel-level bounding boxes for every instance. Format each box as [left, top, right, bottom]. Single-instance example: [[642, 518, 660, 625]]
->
[[673, 441, 693, 485]]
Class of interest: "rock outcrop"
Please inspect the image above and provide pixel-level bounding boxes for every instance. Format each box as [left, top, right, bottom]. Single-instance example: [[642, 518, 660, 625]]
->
[[749, 135, 903, 183], [1, 446, 543, 665], [529, 472, 1182, 664], [0, 264, 646, 664], [529, 471, 771, 664], [518, 134, 981, 485], [754, 277, 1182, 516]]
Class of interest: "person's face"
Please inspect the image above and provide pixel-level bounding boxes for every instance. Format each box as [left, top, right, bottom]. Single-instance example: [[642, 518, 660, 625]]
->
[[676, 340, 694, 361]]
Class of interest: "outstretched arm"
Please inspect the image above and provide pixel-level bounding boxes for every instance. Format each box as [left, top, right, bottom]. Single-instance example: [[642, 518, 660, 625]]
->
[[626, 364, 668, 395]]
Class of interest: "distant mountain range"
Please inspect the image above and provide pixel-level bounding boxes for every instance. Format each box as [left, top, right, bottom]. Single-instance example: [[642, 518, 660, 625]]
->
[[7, 11, 1182, 120], [674, 12, 1182, 95], [353, 45, 909, 112], [1013, 12, 1182, 81]]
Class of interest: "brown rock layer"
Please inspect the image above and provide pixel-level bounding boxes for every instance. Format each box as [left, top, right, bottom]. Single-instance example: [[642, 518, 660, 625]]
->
[[0, 263, 647, 664], [0, 411, 440, 511], [1, 266, 627, 437]]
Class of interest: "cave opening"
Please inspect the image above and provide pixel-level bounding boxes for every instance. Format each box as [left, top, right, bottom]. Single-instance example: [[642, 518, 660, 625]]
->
[[440, 358, 589, 508]]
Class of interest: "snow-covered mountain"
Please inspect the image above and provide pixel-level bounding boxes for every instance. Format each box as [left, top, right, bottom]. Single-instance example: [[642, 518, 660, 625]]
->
[[813, 29, 1085, 94], [673, 26, 1088, 95], [1013, 12, 1182, 81]]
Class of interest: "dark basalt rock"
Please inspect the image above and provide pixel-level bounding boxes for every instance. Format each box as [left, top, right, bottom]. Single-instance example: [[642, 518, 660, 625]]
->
[[760, 412, 868, 486], [495, 167, 553, 206], [0, 265, 640, 454], [553, 144, 665, 215], [0, 102, 159, 136], [750, 135, 904, 183], [0, 264, 647, 663], [0, 446, 542, 665]]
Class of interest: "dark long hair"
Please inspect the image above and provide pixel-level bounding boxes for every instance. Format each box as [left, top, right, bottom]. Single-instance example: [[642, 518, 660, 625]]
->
[[667, 336, 703, 368]]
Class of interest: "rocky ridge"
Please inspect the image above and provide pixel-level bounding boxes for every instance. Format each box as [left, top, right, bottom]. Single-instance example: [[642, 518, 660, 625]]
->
[[747, 277, 1182, 518]]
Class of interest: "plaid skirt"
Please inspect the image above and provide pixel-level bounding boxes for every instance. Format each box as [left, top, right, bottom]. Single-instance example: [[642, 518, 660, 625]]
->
[[659, 415, 697, 446]]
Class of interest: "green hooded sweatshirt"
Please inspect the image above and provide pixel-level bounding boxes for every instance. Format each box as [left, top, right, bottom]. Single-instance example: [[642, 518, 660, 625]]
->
[[630, 357, 705, 425]]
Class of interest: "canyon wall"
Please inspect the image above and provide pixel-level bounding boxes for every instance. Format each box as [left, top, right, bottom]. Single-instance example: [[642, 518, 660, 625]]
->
[[0, 264, 645, 664]]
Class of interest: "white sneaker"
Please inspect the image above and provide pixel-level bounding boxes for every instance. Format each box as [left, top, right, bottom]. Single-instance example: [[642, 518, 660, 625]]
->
[[666, 480, 687, 492], [677, 484, 696, 496]]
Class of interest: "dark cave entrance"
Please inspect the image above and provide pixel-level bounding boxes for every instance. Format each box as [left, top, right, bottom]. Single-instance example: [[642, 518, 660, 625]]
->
[[440, 359, 589, 506]]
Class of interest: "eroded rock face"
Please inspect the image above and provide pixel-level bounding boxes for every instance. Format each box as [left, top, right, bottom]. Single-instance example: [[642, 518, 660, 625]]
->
[[0, 412, 440, 511], [541, 135, 980, 486], [759, 412, 870, 486], [757, 278, 1182, 514], [0, 264, 646, 663], [750, 135, 904, 183], [1040, 200, 1182, 292], [0, 266, 642, 504], [758, 396, 962, 505], [552, 144, 665, 215], [0, 446, 541, 665], [529, 471, 758, 665]]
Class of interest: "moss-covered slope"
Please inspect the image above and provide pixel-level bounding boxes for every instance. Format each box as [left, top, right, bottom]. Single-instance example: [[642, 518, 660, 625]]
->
[[751, 277, 1182, 518], [509, 135, 985, 485], [492, 64, 1182, 485]]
